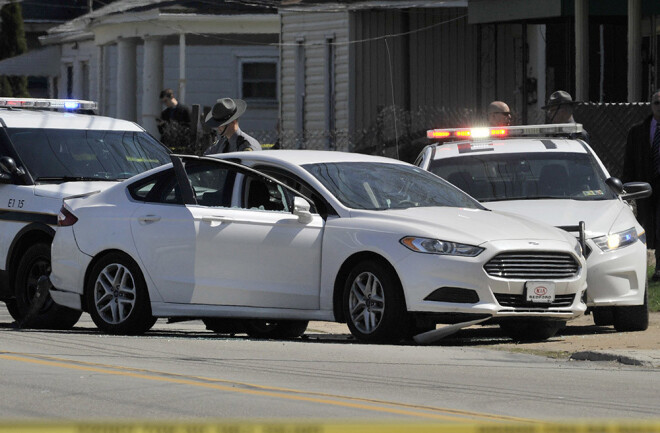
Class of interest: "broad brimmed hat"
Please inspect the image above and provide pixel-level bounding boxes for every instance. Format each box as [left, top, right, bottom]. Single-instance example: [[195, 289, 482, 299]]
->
[[542, 90, 578, 109], [205, 98, 247, 128]]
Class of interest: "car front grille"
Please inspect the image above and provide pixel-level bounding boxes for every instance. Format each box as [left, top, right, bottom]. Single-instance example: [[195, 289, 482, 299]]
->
[[484, 251, 579, 279], [494, 293, 576, 308]]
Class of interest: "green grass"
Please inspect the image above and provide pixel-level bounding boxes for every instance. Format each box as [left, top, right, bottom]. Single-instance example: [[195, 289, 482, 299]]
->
[[646, 267, 660, 312]]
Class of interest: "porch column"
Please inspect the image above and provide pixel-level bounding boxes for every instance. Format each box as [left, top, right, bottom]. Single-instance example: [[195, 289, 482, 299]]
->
[[628, 0, 642, 102], [575, 0, 589, 101], [116, 37, 137, 121], [96, 44, 104, 114], [178, 33, 186, 104], [142, 36, 164, 137], [73, 60, 84, 99]]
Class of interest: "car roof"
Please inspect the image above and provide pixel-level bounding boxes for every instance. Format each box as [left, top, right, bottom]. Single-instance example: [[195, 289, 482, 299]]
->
[[0, 108, 144, 131], [430, 138, 590, 159], [210, 149, 411, 166]]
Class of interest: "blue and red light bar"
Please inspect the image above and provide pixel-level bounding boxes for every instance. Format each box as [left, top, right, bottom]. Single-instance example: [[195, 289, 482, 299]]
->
[[0, 98, 97, 111], [427, 124, 584, 140]]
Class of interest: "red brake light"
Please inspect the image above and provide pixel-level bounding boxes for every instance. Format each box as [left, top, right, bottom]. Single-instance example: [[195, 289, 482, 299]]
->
[[57, 206, 78, 227]]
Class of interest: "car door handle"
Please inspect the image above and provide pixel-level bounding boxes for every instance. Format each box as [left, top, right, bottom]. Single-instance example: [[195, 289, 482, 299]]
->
[[138, 215, 161, 224], [200, 215, 234, 223]]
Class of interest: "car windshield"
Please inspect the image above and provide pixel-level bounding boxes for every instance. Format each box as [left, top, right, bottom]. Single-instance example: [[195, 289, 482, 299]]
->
[[303, 161, 483, 210], [428, 151, 616, 202], [6, 128, 171, 182]]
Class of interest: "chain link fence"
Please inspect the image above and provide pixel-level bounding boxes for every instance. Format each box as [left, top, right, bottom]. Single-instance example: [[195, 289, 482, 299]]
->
[[165, 103, 652, 175], [574, 102, 651, 178]]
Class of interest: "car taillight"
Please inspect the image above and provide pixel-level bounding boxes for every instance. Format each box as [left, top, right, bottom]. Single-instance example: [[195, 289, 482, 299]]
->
[[58, 206, 78, 226]]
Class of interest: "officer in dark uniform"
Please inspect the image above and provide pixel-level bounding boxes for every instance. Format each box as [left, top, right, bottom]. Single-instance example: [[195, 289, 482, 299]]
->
[[542, 90, 590, 143], [203, 98, 261, 154]]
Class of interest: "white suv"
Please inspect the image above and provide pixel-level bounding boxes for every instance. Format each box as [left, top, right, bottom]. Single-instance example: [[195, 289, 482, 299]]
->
[[0, 98, 171, 328], [416, 124, 651, 332]]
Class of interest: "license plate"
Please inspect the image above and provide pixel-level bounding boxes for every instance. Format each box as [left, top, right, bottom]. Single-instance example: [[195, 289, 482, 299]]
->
[[525, 281, 555, 303]]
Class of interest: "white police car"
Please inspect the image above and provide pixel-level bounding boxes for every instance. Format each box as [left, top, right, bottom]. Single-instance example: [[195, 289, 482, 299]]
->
[[416, 124, 651, 332], [0, 98, 171, 328]]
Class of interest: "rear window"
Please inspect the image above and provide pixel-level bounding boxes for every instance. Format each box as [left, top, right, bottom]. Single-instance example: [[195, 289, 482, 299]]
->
[[6, 128, 170, 183]]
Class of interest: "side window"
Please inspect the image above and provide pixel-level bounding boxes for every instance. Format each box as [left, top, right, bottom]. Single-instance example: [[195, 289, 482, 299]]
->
[[128, 168, 182, 205], [243, 173, 290, 212], [185, 162, 236, 207], [256, 168, 326, 215]]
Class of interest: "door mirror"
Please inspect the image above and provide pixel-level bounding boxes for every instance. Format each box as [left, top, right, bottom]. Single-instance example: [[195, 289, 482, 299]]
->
[[0, 156, 24, 181], [293, 196, 313, 223], [605, 177, 624, 195], [621, 182, 652, 200]]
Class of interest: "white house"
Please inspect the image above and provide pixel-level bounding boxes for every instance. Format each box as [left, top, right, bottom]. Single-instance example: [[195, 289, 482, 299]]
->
[[39, 0, 280, 139]]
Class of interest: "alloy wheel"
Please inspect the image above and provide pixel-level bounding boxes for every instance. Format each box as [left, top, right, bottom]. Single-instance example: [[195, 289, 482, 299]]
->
[[93, 263, 136, 324], [348, 271, 385, 334]]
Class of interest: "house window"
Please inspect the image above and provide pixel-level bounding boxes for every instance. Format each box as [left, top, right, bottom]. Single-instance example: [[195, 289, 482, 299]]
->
[[66, 65, 73, 99], [295, 39, 305, 142], [241, 61, 277, 101], [82, 62, 90, 100], [324, 36, 335, 150]]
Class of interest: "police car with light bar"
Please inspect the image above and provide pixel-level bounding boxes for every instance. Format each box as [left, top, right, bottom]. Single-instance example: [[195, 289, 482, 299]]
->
[[0, 98, 171, 328], [416, 123, 652, 332]]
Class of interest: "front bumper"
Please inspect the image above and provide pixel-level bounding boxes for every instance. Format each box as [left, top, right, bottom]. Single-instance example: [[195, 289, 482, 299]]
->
[[584, 237, 647, 307], [396, 239, 587, 321]]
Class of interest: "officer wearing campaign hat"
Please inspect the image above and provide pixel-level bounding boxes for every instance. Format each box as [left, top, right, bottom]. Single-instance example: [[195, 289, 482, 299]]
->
[[204, 98, 261, 154], [542, 90, 590, 142]]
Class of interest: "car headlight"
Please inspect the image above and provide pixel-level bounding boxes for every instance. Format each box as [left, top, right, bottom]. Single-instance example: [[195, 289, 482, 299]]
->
[[593, 228, 638, 252], [400, 236, 484, 256]]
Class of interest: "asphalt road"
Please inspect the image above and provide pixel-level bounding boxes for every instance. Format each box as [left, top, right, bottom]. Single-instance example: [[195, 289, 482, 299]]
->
[[1, 306, 659, 422]]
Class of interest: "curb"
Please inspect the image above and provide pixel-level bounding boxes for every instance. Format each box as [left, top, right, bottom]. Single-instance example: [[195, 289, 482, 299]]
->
[[570, 350, 659, 367]]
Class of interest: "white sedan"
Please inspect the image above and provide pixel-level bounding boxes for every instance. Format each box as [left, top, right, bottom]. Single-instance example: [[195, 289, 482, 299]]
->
[[49, 151, 587, 343]]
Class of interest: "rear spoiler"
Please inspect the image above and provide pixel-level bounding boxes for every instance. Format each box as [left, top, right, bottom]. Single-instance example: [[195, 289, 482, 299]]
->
[[63, 190, 101, 201]]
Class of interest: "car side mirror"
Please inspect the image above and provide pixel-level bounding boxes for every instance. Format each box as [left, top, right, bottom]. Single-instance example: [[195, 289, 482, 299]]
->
[[621, 181, 652, 200], [293, 196, 313, 223], [605, 177, 624, 195], [0, 156, 24, 181]]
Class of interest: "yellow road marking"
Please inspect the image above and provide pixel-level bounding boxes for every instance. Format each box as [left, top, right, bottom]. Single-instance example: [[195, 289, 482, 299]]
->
[[1, 420, 660, 433], [1, 352, 534, 423]]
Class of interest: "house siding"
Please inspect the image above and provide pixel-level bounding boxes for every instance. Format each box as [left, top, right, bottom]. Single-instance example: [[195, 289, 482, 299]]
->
[[352, 8, 480, 141], [280, 11, 350, 149], [101, 43, 278, 135]]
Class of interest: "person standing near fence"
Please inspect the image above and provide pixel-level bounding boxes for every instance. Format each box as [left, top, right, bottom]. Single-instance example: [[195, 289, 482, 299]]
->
[[542, 90, 590, 143], [623, 89, 660, 280], [203, 98, 261, 154], [487, 101, 512, 127]]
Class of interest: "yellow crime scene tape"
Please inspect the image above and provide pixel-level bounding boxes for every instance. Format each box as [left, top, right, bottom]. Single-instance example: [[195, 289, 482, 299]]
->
[[1, 421, 660, 433]]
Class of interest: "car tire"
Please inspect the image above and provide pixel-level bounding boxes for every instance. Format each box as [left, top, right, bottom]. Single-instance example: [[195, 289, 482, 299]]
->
[[613, 283, 649, 332], [85, 252, 156, 335], [592, 307, 614, 327], [14, 243, 81, 329], [342, 259, 408, 343], [499, 319, 565, 342], [203, 318, 246, 335], [243, 320, 308, 339], [5, 299, 21, 322]]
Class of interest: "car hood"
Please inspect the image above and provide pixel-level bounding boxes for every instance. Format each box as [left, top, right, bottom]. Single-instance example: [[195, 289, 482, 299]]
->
[[32, 181, 119, 199], [484, 199, 623, 237], [348, 206, 573, 245]]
